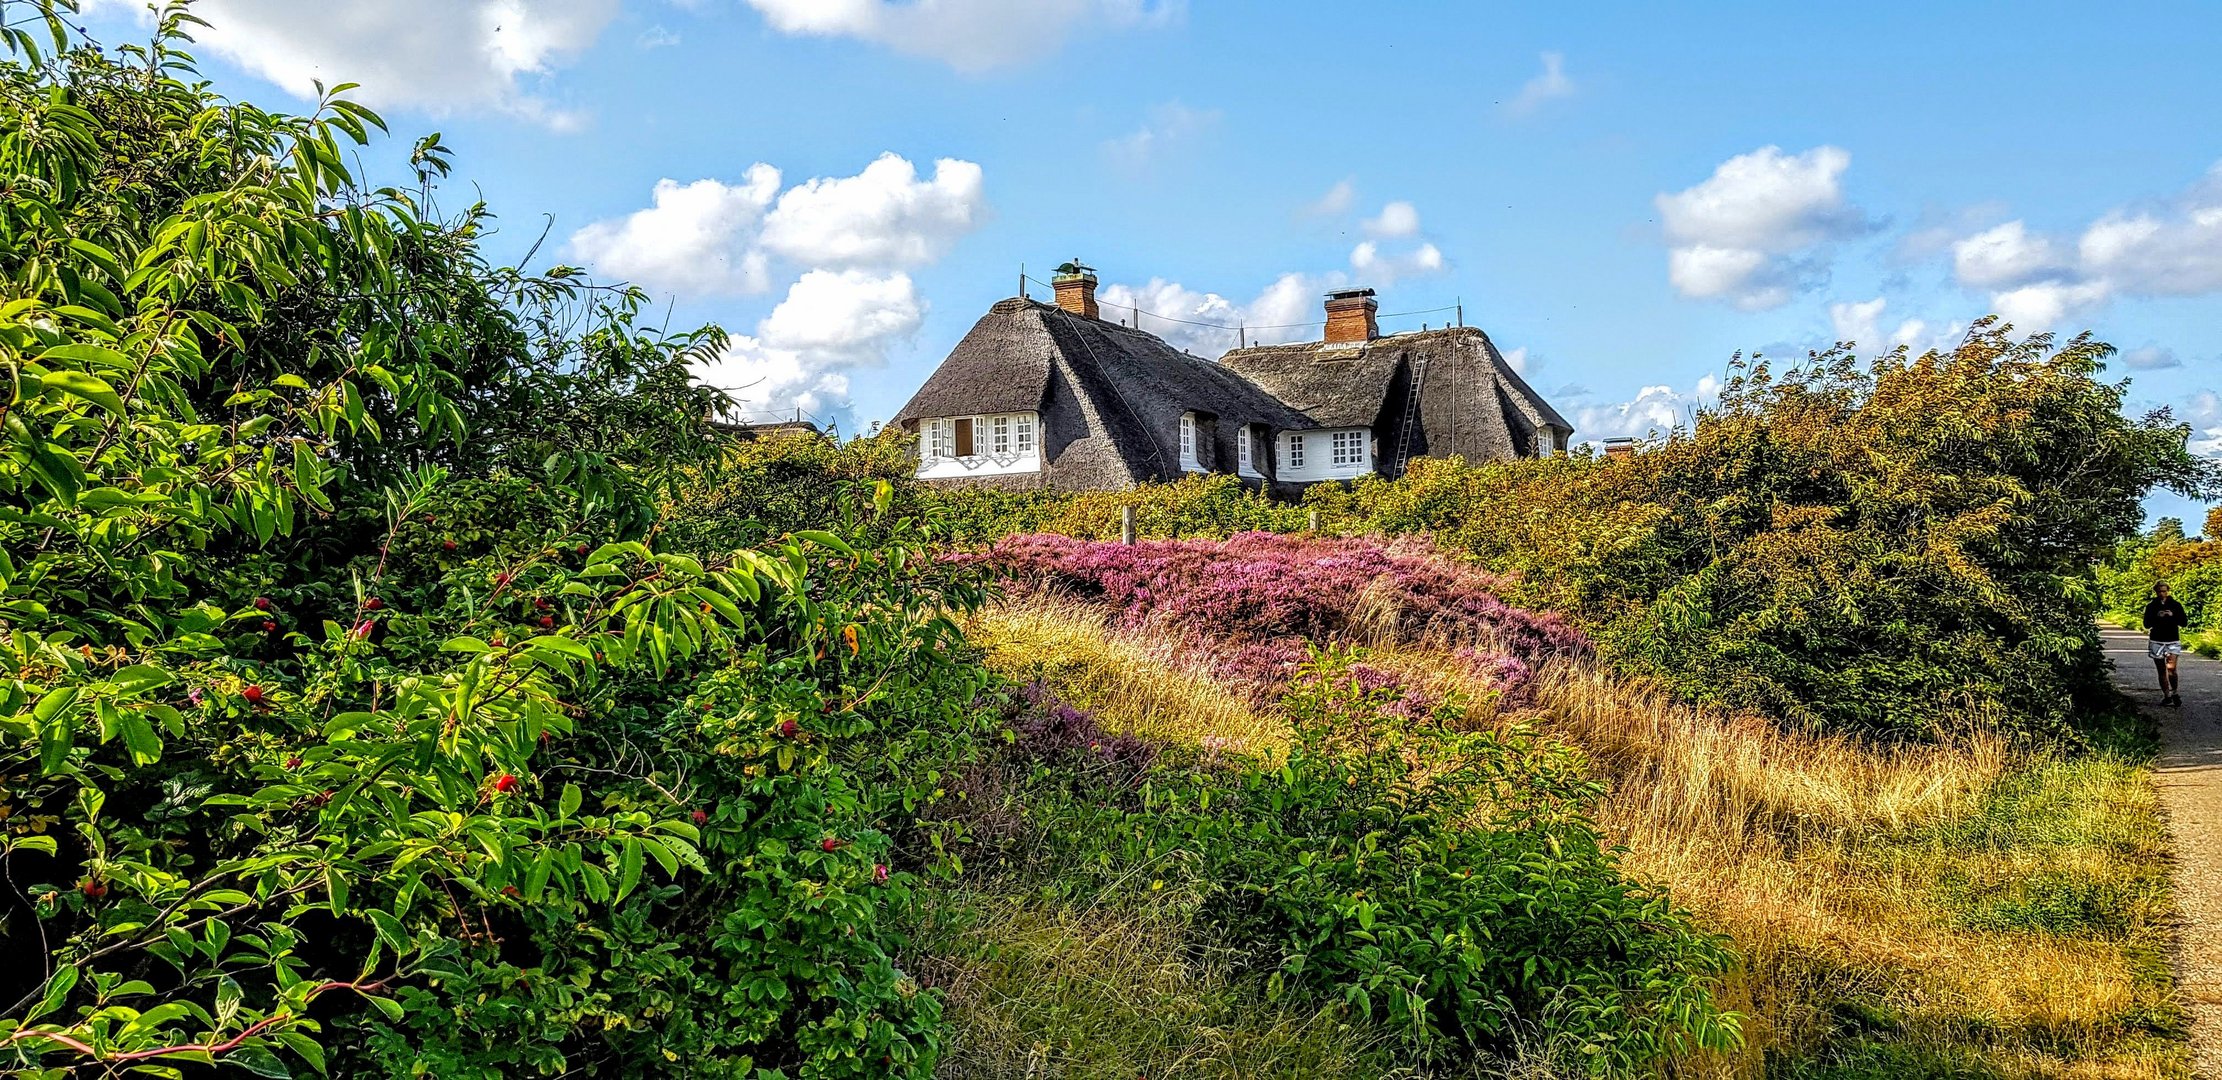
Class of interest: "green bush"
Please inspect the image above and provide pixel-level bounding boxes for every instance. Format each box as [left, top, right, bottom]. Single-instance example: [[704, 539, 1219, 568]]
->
[[0, 12, 985, 1076], [945, 651, 1741, 1076]]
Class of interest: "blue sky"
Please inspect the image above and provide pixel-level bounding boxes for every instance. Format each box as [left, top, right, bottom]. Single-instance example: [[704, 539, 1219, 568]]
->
[[81, 1, 2221, 523]]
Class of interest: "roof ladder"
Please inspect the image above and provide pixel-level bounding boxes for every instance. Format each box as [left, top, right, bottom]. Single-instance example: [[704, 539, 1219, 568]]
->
[[1390, 353, 1428, 478]]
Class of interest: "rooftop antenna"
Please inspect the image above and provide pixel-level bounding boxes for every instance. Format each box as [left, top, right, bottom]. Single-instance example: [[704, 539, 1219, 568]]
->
[[1019, 263, 1027, 300]]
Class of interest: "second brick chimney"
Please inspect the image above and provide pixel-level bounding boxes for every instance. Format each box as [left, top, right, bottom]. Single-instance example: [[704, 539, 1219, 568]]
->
[[1323, 288, 1378, 344], [1053, 264, 1099, 320]]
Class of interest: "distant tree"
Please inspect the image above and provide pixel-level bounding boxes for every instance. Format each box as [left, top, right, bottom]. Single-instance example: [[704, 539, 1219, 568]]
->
[[2206, 505, 2222, 542]]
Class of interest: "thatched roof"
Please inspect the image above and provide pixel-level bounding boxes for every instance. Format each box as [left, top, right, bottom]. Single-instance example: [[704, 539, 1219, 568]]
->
[[898, 299, 1573, 489], [897, 298, 1311, 486], [1223, 326, 1572, 450], [892, 297, 1053, 422]]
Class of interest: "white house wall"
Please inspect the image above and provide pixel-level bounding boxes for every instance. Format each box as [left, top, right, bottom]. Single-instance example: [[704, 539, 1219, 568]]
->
[[1276, 428, 1373, 482], [917, 412, 1044, 480]]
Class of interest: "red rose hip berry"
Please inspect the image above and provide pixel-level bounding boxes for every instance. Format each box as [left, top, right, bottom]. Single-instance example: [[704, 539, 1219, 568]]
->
[[253, 596, 271, 610], [692, 808, 709, 826], [242, 685, 267, 706], [493, 773, 519, 793]]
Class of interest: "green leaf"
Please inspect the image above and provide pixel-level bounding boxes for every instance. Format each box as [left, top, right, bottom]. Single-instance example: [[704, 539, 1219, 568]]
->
[[41, 369, 124, 414], [558, 783, 581, 819], [26, 966, 77, 1021], [109, 663, 172, 695], [617, 837, 644, 900], [117, 710, 163, 765], [794, 529, 854, 555]]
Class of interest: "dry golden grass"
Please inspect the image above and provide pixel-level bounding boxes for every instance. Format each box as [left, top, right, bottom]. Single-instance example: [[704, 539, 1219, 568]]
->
[[964, 598, 1290, 759], [955, 599, 2188, 1078]]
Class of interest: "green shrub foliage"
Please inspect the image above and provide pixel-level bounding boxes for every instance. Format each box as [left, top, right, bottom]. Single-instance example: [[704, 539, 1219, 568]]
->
[[944, 652, 1740, 1075], [0, 10, 982, 1076]]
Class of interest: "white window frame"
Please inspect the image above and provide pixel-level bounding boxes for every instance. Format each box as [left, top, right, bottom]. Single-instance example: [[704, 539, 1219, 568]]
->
[[1178, 412, 1200, 470], [1285, 432, 1305, 469], [991, 414, 1011, 455], [1237, 427, 1252, 472], [927, 418, 951, 460], [1331, 429, 1364, 467], [1015, 414, 1035, 453]]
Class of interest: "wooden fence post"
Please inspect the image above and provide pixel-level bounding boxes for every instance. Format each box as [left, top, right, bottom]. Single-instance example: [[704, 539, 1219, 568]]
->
[[1121, 505, 1135, 546], [1307, 509, 1319, 534]]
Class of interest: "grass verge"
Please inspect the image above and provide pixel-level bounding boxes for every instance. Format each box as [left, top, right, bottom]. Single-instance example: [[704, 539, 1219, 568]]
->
[[941, 600, 2186, 1078]]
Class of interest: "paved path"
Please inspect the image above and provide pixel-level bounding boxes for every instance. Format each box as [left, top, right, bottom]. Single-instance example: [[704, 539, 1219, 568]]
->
[[2103, 626, 2222, 1075]]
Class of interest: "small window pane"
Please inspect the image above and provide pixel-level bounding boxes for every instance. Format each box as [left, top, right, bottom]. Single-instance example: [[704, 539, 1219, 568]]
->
[[1016, 414, 1036, 452], [992, 415, 1011, 454]]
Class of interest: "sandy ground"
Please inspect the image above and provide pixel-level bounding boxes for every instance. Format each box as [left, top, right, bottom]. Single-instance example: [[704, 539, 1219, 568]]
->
[[2104, 626, 2222, 1075]]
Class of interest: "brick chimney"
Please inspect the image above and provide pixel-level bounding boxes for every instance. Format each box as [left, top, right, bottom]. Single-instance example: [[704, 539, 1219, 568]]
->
[[1603, 437, 1637, 460], [1052, 263, 1099, 320], [1323, 287, 1378, 344]]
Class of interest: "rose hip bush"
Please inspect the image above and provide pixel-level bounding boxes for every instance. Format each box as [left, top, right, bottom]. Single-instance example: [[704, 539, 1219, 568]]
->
[[0, 14, 987, 1077]]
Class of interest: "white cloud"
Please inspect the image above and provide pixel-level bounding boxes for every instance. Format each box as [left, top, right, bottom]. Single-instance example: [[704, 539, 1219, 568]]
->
[[1305, 178, 1357, 217], [177, 0, 616, 127], [1103, 101, 1220, 169], [570, 154, 989, 417], [1099, 271, 1343, 355], [1990, 279, 2111, 331], [2187, 391, 2222, 458], [1941, 162, 2222, 329], [1656, 145, 1866, 309], [637, 26, 682, 49], [2077, 163, 2222, 296], [1501, 346, 1530, 374], [1571, 375, 1724, 441], [759, 154, 987, 268], [567, 168, 782, 295], [2120, 346, 2183, 371], [1503, 51, 1574, 117], [1350, 239, 1445, 283], [1362, 201, 1421, 238], [568, 153, 987, 295], [1951, 220, 2066, 289], [741, 0, 1181, 73], [694, 270, 926, 417], [1827, 297, 1947, 355]]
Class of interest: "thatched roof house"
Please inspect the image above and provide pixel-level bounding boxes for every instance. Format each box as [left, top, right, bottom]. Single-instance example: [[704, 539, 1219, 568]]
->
[[892, 268, 1571, 495]]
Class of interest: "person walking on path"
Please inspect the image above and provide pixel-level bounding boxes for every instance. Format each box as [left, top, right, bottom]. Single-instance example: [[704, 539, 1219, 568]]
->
[[2145, 582, 2193, 706]]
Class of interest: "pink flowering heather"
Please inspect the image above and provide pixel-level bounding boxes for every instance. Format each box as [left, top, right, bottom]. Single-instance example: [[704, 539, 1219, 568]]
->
[[979, 532, 1587, 703]]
